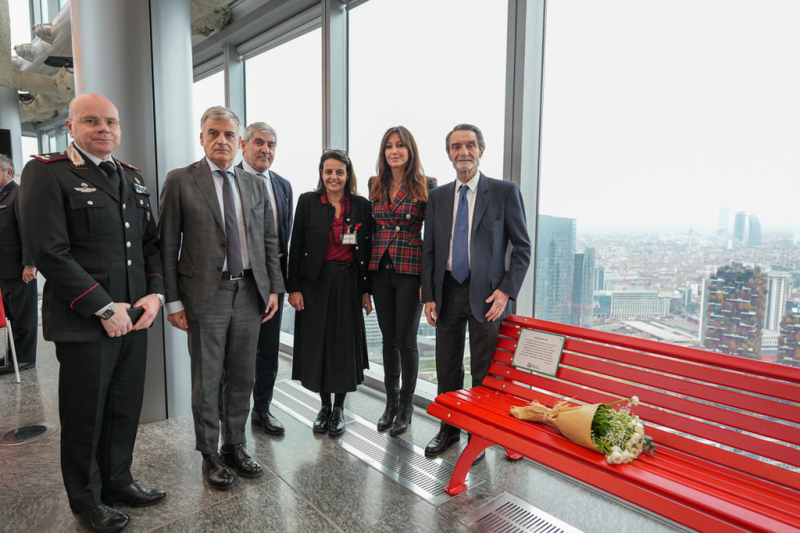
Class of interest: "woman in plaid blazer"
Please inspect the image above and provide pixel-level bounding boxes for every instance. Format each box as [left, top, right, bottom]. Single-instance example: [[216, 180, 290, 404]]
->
[[368, 126, 437, 436]]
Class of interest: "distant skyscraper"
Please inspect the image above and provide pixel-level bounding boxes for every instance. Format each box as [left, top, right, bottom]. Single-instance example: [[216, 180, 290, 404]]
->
[[748, 214, 761, 245], [703, 264, 767, 359], [595, 265, 605, 292], [717, 208, 729, 240], [593, 290, 670, 319], [765, 272, 790, 331], [571, 248, 596, 328], [734, 212, 746, 242], [535, 215, 576, 324]]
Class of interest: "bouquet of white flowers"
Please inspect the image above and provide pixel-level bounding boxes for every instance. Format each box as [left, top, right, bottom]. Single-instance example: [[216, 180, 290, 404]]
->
[[509, 396, 656, 465]]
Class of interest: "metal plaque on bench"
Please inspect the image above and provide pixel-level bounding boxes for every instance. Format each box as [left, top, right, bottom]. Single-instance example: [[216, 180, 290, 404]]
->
[[511, 328, 566, 377]]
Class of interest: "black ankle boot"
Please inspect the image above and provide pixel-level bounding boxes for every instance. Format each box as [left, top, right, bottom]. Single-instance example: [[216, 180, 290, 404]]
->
[[377, 396, 399, 431], [390, 402, 413, 436]]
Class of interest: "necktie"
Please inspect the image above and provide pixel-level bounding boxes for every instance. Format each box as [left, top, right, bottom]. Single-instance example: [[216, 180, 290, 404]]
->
[[98, 160, 120, 192], [451, 184, 470, 283], [218, 170, 244, 277], [258, 173, 279, 238]]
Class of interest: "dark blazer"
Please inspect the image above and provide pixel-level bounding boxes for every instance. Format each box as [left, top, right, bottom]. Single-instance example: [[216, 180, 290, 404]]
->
[[421, 172, 531, 323], [237, 163, 293, 280], [20, 144, 163, 342], [159, 159, 285, 322], [287, 192, 372, 294], [368, 176, 437, 275], [0, 180, 33, 279]]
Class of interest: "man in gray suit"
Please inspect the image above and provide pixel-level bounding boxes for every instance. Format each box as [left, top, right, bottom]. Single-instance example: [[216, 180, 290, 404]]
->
[[421, 124, 531, 461], [159, 106, 284, 491]]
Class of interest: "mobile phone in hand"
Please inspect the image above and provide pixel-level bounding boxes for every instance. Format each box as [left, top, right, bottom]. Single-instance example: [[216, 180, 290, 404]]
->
[[127, 306, 144, 323]]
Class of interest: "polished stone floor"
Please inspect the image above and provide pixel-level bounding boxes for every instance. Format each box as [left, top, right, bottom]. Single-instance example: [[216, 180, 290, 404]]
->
[[0, 328, 683, 533]]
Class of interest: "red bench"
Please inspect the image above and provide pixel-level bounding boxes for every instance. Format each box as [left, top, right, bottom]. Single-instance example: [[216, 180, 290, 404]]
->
[[427, 315, 800, 533]]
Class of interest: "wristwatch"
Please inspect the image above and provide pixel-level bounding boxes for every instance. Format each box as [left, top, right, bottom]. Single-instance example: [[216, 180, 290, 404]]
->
[[153, 293, 165, 306], [98, 303, 116, 320]]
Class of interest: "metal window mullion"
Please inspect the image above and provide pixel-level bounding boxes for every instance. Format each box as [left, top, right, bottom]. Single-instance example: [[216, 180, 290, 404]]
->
[[503, 0, 547, 318], [322, 0, 348, 151]]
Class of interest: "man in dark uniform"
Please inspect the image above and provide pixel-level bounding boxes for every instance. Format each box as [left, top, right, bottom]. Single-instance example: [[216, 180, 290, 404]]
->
[[20, 93, 167, 533], [0, 154, 38, 374]]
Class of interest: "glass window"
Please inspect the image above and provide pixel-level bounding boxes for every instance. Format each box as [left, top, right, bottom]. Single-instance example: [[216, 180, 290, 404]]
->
[[8, 0, 32, 50], [349, 0, 509, 382], [244, 28, 323, 336], [537, 1, 800, 366], [192, 70, 225, 161]]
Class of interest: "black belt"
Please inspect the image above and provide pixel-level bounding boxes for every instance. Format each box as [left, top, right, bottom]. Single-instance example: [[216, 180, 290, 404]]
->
[[222, 269, 253, 281], [379, 252, 394, 269]]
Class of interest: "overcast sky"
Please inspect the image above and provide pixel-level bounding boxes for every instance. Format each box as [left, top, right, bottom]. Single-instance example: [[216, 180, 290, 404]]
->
[[11, 0, 800, 235]]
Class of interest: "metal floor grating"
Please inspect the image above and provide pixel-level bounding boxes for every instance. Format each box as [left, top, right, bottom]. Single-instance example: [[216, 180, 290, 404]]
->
[[272, 380, 483, 505], [461, 493, 584, 533]]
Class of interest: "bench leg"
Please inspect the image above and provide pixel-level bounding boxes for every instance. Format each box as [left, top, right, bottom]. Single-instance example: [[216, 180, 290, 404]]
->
[[444, 435, 492, 496], [505, 449, 522, 461]]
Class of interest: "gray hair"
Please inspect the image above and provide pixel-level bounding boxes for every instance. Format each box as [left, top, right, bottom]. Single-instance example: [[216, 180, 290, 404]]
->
[[200, 106, 241, 134], [0, 153, 13, 173], [445, 123, 485, 153], [243, 122, 278, 143]]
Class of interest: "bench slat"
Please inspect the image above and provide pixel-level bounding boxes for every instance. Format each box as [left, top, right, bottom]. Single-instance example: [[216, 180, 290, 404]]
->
[[481, 373, 800, 492], [449, 388, 800, 519], [431, 395, 800, 533]]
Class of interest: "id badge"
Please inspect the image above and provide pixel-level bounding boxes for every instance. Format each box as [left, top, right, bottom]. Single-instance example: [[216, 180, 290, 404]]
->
[[341, 233, 356, 245]]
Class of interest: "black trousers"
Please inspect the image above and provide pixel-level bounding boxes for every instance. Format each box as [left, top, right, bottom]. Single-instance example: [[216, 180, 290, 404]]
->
[[370, 263, 422, 404], [0, 276, 38, 365], [253, 292, 285, 412], [56, 330, 147, 512], [435, 272, 501, 434]]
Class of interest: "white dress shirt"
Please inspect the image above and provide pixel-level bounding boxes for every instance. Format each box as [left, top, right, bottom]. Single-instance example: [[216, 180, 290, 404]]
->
[[242, 160, 278, 236], [446, 171, 480, 272]]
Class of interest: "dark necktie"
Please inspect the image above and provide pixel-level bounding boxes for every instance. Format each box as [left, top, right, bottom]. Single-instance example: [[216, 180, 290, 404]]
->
[[217, 170, 244, 277], [451, 184, 470, 283], [98, 160, 120, 192]]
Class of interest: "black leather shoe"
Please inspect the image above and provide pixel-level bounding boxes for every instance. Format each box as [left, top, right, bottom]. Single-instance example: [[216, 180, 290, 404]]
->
[[0, 362, 34, 375], [461, 436, 486, 465], [313, 405, 332, 434], [202, 452, 237, 491], [328, 406, 346, 436], [102, 481, 166, 507], [377, 397, 398, 431], [251, 409, 285, 436], [389, 403, 413, 436], [425, 430, 460, 457], [73, 504, 129, 533], [221, 444, 263, 478]]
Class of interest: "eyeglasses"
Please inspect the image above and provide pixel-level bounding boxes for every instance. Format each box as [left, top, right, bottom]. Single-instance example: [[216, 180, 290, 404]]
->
[[323, 148, 348, 156], [72, 117, 121, 128]]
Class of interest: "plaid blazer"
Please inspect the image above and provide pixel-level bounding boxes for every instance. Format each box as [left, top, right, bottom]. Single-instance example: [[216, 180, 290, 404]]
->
[[368, 176, 437, 275]]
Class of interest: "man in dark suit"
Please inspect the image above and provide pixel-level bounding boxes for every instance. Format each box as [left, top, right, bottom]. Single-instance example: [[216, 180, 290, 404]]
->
[[421, 124, 531, 460], [238, 122, 292, 435], [20, 93, 166, 533], [0, 154, 38, 374], [159, 106, 284, 491]]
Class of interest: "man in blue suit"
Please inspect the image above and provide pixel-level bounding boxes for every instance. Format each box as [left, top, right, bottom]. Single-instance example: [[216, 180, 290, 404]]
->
[[421, 124, 531, 460], [238, 122, 293, 435]]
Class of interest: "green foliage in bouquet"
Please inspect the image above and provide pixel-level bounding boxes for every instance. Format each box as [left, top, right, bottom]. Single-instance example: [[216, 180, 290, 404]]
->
[[590, 396, 656, 464]]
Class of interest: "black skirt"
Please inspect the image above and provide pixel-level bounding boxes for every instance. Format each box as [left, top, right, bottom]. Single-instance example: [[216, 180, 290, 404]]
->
[[292, 261, 369, 393]]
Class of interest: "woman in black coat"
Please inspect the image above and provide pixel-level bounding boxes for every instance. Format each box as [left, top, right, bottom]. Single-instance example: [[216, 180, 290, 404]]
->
[[287, 150, 373, 436]]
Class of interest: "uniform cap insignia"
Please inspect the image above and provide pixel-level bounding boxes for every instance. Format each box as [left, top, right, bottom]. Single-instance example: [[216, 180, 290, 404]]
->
[[74, 186, 97, 193], [66, 143, 87, 167], [38, 154, 51, 160], [133, 183, 150, 196]]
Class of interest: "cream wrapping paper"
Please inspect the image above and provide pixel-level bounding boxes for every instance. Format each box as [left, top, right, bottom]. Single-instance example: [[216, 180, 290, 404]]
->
[[510, 400, 602, 453]]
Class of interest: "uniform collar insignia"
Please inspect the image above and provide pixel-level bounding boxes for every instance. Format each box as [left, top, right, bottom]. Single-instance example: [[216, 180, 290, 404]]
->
[[66, 143, 87, 168]]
